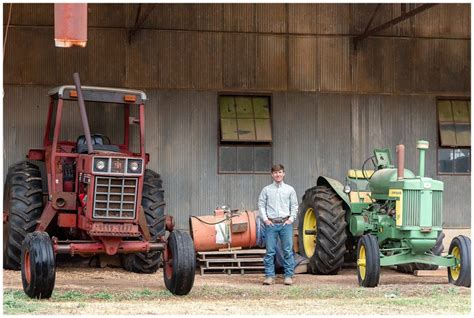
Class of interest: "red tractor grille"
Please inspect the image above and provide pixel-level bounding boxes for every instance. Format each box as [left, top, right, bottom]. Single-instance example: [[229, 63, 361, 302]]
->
[[93, 177, 138, 220]]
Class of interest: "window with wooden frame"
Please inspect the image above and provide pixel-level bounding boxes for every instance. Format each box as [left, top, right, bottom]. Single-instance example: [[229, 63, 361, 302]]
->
[[218, 95, 272, 174], [437, 99, 471, 174]]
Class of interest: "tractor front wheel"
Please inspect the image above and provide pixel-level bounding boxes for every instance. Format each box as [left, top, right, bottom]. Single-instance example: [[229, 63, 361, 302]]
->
[[448, 235, 471, 287], [21, 231, 56, 299], [163, 230, 196, 295], [357, 234, 380, 288]]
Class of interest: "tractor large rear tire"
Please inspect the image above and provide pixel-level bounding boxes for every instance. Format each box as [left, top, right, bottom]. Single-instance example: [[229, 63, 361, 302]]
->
[[163, 230, 196, 295], [3, 161, 44, 270], [121, 169, 166, 273], [21, 231, 56, 299], [297, 185, 347, 275]]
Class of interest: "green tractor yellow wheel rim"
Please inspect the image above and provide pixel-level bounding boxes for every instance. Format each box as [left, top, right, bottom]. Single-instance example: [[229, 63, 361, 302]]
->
[[303, 208, 317, 257], [358, 245, 366, 280], [450, 246, 461, 280]]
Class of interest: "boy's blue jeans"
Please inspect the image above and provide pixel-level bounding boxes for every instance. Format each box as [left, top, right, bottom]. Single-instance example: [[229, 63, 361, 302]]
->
[[264, 223, 294, 278]]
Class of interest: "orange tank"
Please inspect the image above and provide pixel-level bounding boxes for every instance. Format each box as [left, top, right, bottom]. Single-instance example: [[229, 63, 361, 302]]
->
[[189, 209, 258, 252]]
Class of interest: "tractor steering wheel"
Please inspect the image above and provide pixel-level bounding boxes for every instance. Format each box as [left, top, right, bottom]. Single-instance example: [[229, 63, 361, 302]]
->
[[361, 155, 377, 182]]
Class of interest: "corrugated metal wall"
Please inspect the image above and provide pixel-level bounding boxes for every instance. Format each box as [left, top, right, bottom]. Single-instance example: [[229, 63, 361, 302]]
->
[[2, 3, 471, 228], [3, 86, 470, 228]]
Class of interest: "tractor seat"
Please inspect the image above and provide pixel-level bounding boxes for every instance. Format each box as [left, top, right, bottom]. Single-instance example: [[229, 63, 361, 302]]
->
[[346, 169, 374, 203], [76, 134, 120, 154]]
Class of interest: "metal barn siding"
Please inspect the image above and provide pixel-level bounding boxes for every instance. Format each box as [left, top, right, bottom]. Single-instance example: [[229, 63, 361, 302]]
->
[[3, 86, 49, 172], [255, 3, 287, 34], [350, 94, 471, 227], [288, 4, 351, 35], [256, 35, 287, 90], [272, 92, 352, 198], [3, 27, 57, 85]]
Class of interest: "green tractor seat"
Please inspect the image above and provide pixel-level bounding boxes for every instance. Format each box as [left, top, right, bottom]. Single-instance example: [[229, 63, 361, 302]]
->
[[346, 169, 374, 203]]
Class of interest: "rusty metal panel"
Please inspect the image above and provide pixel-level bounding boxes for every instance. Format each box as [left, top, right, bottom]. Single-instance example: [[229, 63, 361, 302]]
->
[[353, 37, 393, 94], [288, 4, 350, 34], [412, 4, 470, 38], [118, 29, 224, 90], [54, 3, 87, 48], [255, 35, 287, 90], [223, 33, 256, 89], [319, 37, 351, 92], [255, 3, 287, 33], [56, 28, 127, 87], [350, 3, 411, 37], [438, 39, 471, 94], [3, 27, 57, 85], [288, 36, 318, 91], [223, 3, 255, 32], [88, 3, 127, 28], [2, 3, 53, 26], [139, 3, 223, 31]]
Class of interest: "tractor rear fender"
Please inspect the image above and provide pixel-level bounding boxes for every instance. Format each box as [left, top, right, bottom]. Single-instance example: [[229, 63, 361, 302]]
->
[[317, 176, 351, 214]]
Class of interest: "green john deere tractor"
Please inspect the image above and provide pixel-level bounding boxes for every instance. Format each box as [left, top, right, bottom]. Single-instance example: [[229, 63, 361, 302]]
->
[[298, 140, 471, 287]]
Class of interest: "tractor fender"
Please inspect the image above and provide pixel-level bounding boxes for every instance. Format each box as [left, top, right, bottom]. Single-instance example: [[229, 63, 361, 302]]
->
[[317, 176, 351, 211]]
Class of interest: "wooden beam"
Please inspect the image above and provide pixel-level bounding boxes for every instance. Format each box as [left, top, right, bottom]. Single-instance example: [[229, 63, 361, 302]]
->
[[129, 4, 155, 44], [354, 4, 438, 49]]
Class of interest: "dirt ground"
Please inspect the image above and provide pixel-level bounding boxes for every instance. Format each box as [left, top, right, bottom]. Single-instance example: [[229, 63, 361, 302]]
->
[[3, 261, 471, 315]]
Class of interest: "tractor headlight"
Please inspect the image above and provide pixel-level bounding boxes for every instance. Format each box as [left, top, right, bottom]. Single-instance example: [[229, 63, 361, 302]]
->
[[94, 158, 108, 172], [127, 159, 142, 174]]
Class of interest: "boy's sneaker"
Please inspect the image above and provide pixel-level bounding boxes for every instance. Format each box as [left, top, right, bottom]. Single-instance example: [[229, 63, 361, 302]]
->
[[263, 277, 274, 285], [284, 277, 293, 285]]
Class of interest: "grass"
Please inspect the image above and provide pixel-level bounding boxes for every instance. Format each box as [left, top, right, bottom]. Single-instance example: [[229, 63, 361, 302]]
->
[[3, 290, 44, 314], [3, 284, 471, 315]]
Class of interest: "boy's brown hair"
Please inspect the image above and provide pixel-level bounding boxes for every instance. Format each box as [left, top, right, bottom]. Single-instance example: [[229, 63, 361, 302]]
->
[[271, 164, 285, 172]]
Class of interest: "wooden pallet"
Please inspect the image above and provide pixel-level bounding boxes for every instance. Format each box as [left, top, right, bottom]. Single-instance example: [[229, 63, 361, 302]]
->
[[197, 249, 266, 275]]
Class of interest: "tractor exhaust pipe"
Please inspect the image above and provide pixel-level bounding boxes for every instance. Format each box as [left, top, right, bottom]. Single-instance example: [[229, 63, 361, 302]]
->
[[416, 140, 429, 177], [396, 144, 405, 180], [73, 72, 93, 154]]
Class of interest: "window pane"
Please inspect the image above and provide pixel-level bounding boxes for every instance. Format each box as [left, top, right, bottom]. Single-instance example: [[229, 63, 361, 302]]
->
[[219, 147, 237, 172], [455, 123, 471, 147], [453, 149, 470, 173], [255, 118, 272, 141], [237, 119, 256, 141], [452, 101, 470, 123], [221, 118, 238, 141], [255, 147, 272, 172], [439, 123, 457, 146], [237, 147, 254, 172], [438, 148, 454, 173], [253, 97, 270, 118], [219, 96, 236, 118], [235, 97, 253, 118], [437, 100, 453, 122]]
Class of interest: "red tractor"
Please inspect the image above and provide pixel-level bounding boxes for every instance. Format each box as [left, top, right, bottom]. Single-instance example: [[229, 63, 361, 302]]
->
[[3, 73, 196, 298]]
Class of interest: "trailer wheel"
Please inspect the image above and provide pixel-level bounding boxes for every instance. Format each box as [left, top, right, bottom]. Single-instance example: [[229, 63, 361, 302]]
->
[[21, 231, 56, 299], [122, 170, 166, 273], [357, 234, 380, 288], [4, 161, 44, 270], [163, 230, 196, 295], [297, 185, 347, 274], [448, 235, 471, 287]]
